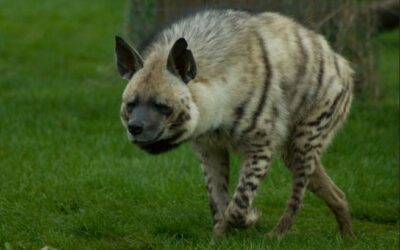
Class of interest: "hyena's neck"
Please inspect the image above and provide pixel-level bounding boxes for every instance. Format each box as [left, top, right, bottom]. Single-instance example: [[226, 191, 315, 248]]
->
[[188, 71, 244, 138]]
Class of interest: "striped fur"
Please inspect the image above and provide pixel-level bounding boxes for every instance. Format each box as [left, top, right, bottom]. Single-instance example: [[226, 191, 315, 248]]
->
[[117, 9, 354, 240]]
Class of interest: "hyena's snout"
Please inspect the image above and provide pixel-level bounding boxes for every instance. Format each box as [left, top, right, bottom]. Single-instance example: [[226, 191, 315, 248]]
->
[[127, 120, 163, 145], [127, 120, 144, 136], [126, 105, 165, 144], [127, 119, 162, 143]]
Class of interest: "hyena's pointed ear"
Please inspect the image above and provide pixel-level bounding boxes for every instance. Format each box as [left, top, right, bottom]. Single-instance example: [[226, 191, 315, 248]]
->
[[167, 38, 197, 84], [115, 36, 144, 80]]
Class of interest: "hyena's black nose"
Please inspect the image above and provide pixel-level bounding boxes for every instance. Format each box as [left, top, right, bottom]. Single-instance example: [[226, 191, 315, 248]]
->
[[128, 121, 144, 136]]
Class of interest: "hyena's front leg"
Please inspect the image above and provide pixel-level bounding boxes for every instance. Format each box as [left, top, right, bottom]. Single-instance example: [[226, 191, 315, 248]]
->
[[224, 145, 273, 228], [195, 144, 230, 238]]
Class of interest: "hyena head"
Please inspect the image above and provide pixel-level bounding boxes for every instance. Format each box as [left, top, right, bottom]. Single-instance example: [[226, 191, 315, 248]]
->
[[115, 36, 199, 154]]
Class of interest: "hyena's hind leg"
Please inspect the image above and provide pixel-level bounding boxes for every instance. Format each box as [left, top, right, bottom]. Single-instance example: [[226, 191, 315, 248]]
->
[[269, 86, 353, 238], [193, 143, 231, 239], [272, 149, 354, 238], [307, 160, 354, 237]]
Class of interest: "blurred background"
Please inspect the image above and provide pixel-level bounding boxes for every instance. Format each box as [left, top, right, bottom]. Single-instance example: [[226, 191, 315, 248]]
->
[[0, 1, 398, 249], [127, 0, 398, 96]]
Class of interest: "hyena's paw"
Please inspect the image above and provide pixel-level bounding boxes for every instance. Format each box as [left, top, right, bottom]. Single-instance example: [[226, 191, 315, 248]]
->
[[266, 229, 285, 240], [340, 225, 355, 239], [266, 223, 289, 239], [225, 205, 262, 229], [211, 221, 229, 244], [246, 207, 262, 227]]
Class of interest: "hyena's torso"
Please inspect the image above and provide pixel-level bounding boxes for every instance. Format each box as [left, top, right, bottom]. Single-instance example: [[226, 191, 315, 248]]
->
[[116, 9, 354, 239]]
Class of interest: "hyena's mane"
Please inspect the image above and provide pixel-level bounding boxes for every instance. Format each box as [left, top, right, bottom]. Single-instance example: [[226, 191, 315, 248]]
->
[[136, 9, 253, 79], [137, 8, 254, 55]]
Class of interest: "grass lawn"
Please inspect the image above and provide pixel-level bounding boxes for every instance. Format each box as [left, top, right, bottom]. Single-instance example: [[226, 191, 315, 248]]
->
[[0, 1, 398, 249]]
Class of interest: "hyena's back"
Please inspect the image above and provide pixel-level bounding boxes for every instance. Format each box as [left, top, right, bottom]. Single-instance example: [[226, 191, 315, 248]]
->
[[146, 10, 353, 143]]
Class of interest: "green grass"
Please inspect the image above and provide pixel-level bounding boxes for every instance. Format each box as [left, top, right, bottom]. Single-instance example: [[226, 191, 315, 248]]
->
[[0, 1, 398, 249]]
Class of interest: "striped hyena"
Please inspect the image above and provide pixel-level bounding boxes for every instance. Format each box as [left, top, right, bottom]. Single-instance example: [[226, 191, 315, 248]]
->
[[115, 9, 354, 239]]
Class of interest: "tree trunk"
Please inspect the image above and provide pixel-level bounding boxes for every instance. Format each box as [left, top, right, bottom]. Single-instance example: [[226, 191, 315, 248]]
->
[[363, 0, 399, 33]]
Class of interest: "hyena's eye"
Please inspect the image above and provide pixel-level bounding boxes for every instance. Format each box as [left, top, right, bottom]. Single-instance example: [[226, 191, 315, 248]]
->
[[154, 103, 173, 116], [126, 100, 138, 113]]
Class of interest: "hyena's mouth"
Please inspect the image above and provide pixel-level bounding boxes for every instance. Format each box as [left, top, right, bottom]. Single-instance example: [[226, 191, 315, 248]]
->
[[134, 130, 186, 155], [132, 130, 164, 146], [136, 139, 181, 154]]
